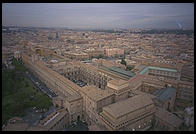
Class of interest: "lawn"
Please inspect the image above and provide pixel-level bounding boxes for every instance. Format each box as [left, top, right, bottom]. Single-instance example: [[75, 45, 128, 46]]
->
[[2, 58, 53, 125]]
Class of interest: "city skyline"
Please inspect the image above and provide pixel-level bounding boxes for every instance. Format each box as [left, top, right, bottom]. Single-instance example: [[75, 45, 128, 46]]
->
[[2, 3, 194, 131], [2, 3, 194, 29]]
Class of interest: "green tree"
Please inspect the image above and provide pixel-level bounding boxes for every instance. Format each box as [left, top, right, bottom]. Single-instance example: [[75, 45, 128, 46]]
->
[[121, 58, 126, 66], [25, 82, 29, 87], [97, 54, 104, 59], [126, 66, 133, 71]]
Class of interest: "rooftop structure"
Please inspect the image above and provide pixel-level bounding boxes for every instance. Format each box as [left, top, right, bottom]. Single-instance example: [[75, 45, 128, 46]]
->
[[107, 79, 129, 91], [155, 107, 183, 130], [81, 85, 114, 102], [108, 79, 128, 87], [39, 108, 68, 130], [103, 94, 153, 119], [109, 66, 135, 77], [133, 90, 156, 99], [133, 64, 146, 73], [99, 66, 135, 80], [129, 74, 145, 84], [139, 66, 177, 75], [153, 87, 176, 103], [3, 117, 29, 131], [100, 94, 155, 131]]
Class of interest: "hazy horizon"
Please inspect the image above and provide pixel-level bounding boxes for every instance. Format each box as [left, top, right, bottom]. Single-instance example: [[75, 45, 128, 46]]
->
[[2, 3, 194, 30]]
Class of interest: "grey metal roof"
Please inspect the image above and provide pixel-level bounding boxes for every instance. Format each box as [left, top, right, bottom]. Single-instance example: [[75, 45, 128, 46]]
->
[[99, 66, 135, 79], [109, 66, 135, 77], [153, 87, 176, 102]]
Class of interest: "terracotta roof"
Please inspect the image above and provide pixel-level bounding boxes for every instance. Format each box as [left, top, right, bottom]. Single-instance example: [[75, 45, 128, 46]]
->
[[103, 94, 154, 118], [108, 79, 128, 86], [82, 85, 114, 102], [129, 74, 145, 83]]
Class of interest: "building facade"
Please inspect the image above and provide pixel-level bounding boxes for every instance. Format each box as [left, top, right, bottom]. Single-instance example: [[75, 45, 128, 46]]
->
[[100, 94, 155, 131], [14, 46, 192, 131]]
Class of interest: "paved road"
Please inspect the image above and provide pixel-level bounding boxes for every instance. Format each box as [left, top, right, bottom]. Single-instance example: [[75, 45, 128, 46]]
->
[[22, 104, 57, 126], [25, 69, 57, 98], [23, 107, 42, 126], [16, 60, 58, 126]]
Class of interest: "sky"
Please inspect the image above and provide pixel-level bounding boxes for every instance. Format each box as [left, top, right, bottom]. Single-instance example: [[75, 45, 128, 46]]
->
[[2, 3, 194, 29]]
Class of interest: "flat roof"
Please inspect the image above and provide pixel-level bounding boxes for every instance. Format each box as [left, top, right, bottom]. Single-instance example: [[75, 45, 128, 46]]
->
[[40, 108, 68, 130], [108, 79, 128, 87], [29, 60, 82, 103], [129, 74, 145, 84], [109, 66, 135, 77], [136, 64, 146, 71], [139, 66, 150, 75], [134, 90, 156, 99], [3, 117, 29, 131], [153, 87, 176, 102], [99, 66, 134, 79], [139, 66, 177, 75], [82, 85, 114, 102], [103, 94, 154, 119]]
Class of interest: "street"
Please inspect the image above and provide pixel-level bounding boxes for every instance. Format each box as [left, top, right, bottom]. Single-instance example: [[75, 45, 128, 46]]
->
[[25, 69, 57, 98]]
